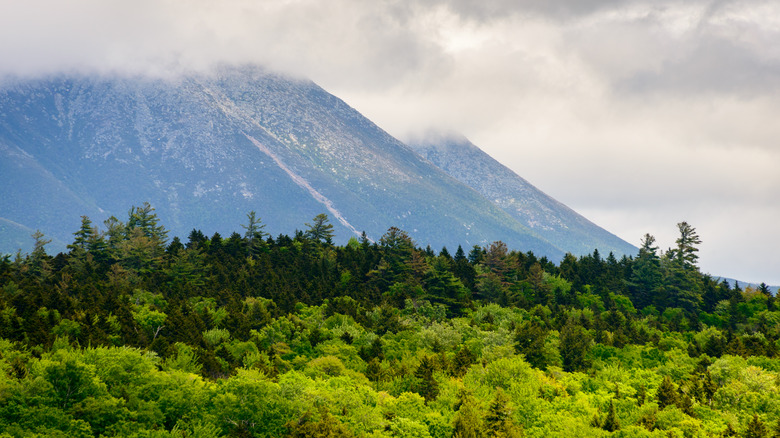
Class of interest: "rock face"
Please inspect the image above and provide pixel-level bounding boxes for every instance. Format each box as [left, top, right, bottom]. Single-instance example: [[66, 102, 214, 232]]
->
[[1, 66, 569, 258], [407, 133, 636, 257]]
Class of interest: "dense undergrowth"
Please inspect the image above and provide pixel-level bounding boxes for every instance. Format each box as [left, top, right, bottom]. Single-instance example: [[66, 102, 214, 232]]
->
[[0, 205, 778, 437]]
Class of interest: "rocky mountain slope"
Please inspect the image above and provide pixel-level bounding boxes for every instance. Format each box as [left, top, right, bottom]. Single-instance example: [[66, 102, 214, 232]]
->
[[407, 133, 636, 256], [1, 66, 570, 257]]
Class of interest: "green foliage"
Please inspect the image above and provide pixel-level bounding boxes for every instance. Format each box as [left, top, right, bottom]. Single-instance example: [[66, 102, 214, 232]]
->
[[485, 388, 522, 437], [656, 375, 678, 410], [162, 342, 203, 374], [744, 414, 768, 438], [285, 409, 355, 437], [2, 211, 779, 437]]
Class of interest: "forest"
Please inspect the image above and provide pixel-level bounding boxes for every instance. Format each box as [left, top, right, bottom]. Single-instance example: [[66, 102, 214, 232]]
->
[[0, 203, 778, 437]]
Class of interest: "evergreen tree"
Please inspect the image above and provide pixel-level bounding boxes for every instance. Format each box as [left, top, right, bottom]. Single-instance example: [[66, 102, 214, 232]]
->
[[365, 358, 382, 382], [678, 392, 695, 417], [241, 210, 267, 258], [560, 318, 592, 372], [186, 229, 208, 250], [452, 345, 475, 377], [660, 222, 704, 316], [629, 234, 662, 308], [700, 370, 717, 405], [453, 391, 485, 438], [515, 319, 549, 369], [744, 414, 767, 438], [127, 202, 168, 244], [28, 230, 52, 277], [656, 376, 678, 409], [601, 400, 620, 432], [468, 245, 484, 264], [673, 221, 701, 271], [454, 245, 466, 262], [485, 388, 522, 437], [305, 213, 335, 244], [413, 356, 439, 402], [68, 215, 97, 254]]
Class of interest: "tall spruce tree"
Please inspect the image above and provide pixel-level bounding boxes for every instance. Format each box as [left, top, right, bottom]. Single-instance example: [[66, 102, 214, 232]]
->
[[663, 222, 703, 316], [629, 234, 662, 309], [673, 221, 701, 271]]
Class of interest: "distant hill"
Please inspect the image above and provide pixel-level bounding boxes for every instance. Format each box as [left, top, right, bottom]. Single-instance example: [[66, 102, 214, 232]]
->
[[718, 278, 779, 295], [1, 66, 570, 258], [407, 133, 636, 257]]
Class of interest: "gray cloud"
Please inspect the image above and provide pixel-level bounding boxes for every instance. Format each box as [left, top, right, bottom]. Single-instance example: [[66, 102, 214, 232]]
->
[[418, 0, 637, 21]]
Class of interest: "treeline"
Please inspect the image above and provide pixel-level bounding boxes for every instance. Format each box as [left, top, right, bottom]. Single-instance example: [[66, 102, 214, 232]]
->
[[0, 204, 778, 437]]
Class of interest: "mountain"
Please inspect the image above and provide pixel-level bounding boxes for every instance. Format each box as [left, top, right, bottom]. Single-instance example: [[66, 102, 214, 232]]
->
[[407, 133, 636, 257], [1, 66, 570, 258]]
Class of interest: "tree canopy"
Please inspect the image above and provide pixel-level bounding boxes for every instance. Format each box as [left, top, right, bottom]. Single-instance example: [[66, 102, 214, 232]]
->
[[0, 208, 778, 437]]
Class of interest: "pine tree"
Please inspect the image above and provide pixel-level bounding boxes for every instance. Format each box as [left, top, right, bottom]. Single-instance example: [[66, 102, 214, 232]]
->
[[241, 211, 266, 258], [560, 318, 592, 372], [68, 215, 96, 254], [305, 213, 335, 244], [678, 392, 695, 417], [656, 376, 678, 409], [365, 358, 382, 382], [127, 202, 168, 244], [637, 408, 656, 431], [454, 245, 466, 262], [674, 221, 701, 271], [601, 400, 620, 432], [452, 345, 475, 377], [453, 391, 485, 438], [28, 230, 52, 277], [744, 414, 767, 438], [468, 245, 484, 264], [413, 356, 439, 402], [485, 388, 522, 437], [515, 319, 549, 369], [700, 370, 717, 405], [629, 234, 662, 308]]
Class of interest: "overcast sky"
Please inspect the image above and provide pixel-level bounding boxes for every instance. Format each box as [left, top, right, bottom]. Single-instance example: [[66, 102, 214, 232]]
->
[[2, 0, 779, 284]]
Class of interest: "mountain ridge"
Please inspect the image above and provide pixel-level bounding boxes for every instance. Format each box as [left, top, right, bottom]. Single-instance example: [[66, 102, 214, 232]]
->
[[407, 132, 637, 257], [1, 66, 566, 258]]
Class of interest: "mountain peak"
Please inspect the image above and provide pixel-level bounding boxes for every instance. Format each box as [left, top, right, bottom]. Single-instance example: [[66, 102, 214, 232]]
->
[[1, 66, 635, 260], [1, 67, 568, 258]]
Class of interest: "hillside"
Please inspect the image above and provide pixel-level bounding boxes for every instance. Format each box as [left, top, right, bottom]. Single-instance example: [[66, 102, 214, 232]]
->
[[0, 66, 565, 258], [407, 133, 636, 257]]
